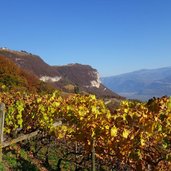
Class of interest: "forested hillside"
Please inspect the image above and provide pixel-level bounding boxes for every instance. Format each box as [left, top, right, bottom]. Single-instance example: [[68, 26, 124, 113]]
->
[[0, 48, 123, 99], [0, 56, 54, 93]]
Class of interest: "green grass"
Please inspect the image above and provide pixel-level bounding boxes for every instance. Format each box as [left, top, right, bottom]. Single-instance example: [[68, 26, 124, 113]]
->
[[2, 145, 39, 171], [0, 163, 5, 171], [1, 140, 88, 171]]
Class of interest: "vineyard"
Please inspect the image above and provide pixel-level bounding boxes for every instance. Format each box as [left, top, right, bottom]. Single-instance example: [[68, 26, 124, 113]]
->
[[0, 90, 171, 170]]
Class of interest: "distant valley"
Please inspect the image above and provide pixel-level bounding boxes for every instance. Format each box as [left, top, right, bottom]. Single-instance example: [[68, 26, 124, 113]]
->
[[101, 67, 171, 101]]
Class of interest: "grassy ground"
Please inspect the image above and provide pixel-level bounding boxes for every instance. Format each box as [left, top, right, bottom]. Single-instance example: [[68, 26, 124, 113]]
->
[[0, 142, 76, 171], [1, 145, 40, 171]]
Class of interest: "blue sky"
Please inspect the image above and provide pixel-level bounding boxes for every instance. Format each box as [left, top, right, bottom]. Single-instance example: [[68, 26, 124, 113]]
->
[[1, 0, 171, 76]]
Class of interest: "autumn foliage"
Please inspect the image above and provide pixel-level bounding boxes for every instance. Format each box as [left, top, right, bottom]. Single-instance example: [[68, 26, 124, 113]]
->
[[0, 56, 54, 93], [0, 89, 171, 170]]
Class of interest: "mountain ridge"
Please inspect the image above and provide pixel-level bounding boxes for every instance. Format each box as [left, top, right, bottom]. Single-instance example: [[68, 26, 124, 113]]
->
[[0, 48, 123, 99], [101, 67, 171, 101]]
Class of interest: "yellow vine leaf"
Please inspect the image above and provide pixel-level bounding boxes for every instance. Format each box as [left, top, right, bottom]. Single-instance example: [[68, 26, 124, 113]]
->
[[122, 128, 130, 138], [36, 97, 42, 103], [91, 106, 97, 113], [106, 112, 111, 119], [92, 130, 95, 137], [124, 108, 129, 113], [140, 138, 145, 146], [167, 97, 171, 109], [105, 125, 109, 130], [111, 126, 118, 137], [90, 95, 96, 100]]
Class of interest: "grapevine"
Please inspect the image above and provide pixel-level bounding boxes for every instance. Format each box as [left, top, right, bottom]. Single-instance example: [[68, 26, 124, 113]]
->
[[0, 89, 171, 170]]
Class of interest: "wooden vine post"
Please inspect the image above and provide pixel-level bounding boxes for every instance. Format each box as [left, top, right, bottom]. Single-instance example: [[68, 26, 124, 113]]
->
[[0, 103, 5, 162], [91, 138, 96, 171]]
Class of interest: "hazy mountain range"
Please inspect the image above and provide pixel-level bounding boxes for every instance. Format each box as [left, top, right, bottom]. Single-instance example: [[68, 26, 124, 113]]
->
[[101, 67, 171, 101]]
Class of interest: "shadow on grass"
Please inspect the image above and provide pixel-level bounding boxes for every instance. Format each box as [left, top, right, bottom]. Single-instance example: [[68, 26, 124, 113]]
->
[[43, 162, 56, 171], [16, 157, 56, 171], [15, 157, 39, 171]]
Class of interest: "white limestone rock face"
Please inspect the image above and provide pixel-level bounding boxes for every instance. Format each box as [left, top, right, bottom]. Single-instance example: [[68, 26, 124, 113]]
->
[[90, 71, 101, 88], [14, 57, 24, 65], [15, 58, 22, 61], [40, 76, 61, 82]]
